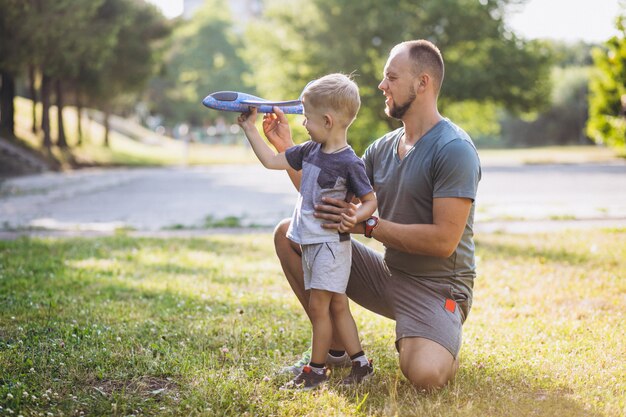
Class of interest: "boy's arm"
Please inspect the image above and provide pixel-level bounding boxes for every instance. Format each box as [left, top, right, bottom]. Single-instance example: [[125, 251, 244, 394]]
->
[[238, 108, 291, 170], [337, 191, 377, 233]]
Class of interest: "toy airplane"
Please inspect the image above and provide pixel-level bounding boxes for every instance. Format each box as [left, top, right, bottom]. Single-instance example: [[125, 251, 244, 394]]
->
[[202, 91, 303, 114]]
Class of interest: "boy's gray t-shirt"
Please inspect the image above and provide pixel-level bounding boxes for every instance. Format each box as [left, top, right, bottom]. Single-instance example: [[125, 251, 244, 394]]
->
[[285, 141, 373, 244], [362, 119, 481, 292]]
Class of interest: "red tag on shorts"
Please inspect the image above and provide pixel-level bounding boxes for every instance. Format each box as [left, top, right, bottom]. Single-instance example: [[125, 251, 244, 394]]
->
[[444, 298, 456, 313]]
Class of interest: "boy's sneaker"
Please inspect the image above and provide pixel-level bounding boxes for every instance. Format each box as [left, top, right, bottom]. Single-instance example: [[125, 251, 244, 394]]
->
[[281, 347, 351, 375], [341, 359, 374, 385], [326, 351, 352, 368], [281, 365, 328, 391], [280, 347, 312, 375]]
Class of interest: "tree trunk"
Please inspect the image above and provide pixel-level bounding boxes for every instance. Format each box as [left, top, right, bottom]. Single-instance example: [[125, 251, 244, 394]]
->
[[76, 90, 83, 146], [29, 65, 38, 134], [103, 108, 110, 147], [55, 79, 68, 148], [41, 74, 52, 148], [0, 71, 16, 138]]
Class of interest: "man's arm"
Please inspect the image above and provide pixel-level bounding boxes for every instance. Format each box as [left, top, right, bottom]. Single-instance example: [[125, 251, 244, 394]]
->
[[371, 197, 471, 257], [263, 107, 302, 190], [316, 196, 471, 258]]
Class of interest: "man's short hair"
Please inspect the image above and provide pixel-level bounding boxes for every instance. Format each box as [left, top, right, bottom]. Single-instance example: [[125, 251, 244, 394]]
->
[[392, 40, 445, 93], [301, 73, 361, 126]]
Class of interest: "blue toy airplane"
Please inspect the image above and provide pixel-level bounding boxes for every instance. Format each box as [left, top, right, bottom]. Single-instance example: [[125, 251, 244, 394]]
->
[[202, 91, 303, 114]]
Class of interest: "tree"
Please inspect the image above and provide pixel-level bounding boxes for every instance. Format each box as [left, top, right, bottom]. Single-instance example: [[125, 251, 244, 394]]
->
[[147, 0, 250, 127], [87, 0, 170, 146], [245, 0, 552, 154], [26, 0, 106, 148], [587, 14, 626, 153], [0, 0, 33, 138]]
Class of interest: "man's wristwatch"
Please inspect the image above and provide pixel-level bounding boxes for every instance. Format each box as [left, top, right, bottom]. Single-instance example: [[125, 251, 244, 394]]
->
[[364, 216, 379, 238]]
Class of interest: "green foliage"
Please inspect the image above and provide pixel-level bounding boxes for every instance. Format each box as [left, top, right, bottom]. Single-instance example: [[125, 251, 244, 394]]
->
[[148, 0, 252, 126], [244, 0, 552, 155], [501, 66, 593, 147], [86, 0, 170, 110], [587, 14, 626, 152], [0, 0, 34, 73], [443, 100, 502, 147]]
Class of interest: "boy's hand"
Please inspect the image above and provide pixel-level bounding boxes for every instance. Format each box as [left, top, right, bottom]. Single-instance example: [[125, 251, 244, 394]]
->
[[338, 206, 358, 233], [263, 107, 293, 152], [315, 198, 359, 233], [237, 107, 258, 131]]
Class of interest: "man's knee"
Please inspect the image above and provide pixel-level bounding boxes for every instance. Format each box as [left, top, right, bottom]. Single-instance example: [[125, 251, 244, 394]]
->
[[398, 337, 458, 391], [273, 218, 298, 256], [273, 218, 291, 246], [401, 360, 455, 391]]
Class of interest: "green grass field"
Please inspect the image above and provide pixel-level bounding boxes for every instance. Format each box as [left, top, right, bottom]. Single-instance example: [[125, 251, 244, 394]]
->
[[1, 229, 624, 416]]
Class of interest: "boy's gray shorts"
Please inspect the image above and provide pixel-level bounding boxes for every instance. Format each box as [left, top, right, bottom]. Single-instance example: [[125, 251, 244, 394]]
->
[[301, 240, 352, 294], [345, 239, 471, 358]]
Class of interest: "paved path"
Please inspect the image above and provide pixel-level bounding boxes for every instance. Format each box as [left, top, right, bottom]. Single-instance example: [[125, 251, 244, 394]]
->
[[1, 162, 625, 238]]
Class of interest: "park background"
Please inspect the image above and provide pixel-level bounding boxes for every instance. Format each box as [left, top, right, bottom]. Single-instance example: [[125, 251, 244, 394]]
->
[[0, 0, 625, 416]]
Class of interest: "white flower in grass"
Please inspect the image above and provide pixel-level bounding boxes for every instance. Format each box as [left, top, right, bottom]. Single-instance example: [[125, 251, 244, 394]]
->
[[262, 376, 270, 382], [22, 391, 28, 398], [6, 393, 13, 399], [116, 337, 122, 342]]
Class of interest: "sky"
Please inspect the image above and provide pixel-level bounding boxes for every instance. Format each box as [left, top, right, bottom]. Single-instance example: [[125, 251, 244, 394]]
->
[[146, 0, 622, 43]]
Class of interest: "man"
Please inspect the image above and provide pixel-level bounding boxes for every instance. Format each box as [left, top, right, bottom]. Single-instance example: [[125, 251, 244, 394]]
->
[[261, 39, 481, 390]]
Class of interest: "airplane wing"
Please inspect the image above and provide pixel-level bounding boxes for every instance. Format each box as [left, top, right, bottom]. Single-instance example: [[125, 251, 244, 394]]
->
[[240, 99, 302, 107]]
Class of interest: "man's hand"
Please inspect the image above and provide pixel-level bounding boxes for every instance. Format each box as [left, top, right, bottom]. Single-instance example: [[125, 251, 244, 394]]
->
[[263, 106, 293, 152], [315, 197, 362, 234]]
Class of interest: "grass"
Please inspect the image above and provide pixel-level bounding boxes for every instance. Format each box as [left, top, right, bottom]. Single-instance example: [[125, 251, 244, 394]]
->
[[0, 229, 624, 416]]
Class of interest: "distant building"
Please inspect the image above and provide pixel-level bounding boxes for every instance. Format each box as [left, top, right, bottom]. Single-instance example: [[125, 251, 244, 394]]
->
[[183, 0, 263, 24]]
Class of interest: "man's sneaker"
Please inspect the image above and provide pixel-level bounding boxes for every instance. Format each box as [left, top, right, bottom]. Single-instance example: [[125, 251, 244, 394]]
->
[[280, 347, 312, 375], [341, 359, 374, 385], [281, 348, 351, 375], [281, 365, 329, 391]]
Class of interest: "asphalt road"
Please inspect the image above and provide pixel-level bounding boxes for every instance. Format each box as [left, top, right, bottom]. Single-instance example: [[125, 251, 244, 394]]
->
[[1, 162, 625, 237]]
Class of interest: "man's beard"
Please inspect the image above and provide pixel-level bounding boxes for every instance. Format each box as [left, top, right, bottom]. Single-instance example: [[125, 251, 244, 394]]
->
[[387, 87, 416, 120]]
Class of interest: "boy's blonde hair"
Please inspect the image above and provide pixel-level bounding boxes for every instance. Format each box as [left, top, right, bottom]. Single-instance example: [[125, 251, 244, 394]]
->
[[301, 73, 360, 127]]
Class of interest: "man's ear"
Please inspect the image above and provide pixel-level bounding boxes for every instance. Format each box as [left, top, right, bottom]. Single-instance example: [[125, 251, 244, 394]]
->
[[416, 73, 429, 92]]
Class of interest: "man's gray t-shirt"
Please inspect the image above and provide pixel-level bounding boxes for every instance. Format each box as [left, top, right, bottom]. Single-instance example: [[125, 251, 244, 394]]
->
[[285, 141, 373, 244], [362, 119, 481, 293]]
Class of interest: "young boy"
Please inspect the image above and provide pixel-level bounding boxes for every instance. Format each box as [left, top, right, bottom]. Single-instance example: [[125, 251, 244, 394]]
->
[[237, 74, 377, 390]]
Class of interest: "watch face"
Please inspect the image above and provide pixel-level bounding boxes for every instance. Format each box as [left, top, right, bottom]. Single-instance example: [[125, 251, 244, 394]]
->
[[366, 218, 376, 226]]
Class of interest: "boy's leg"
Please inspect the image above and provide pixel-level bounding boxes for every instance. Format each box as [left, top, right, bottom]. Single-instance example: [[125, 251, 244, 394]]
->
[[329, 292, 375, 385], [308, 289, 334, 365], [274, 220, 351, 371], [329, 293, 362, 356]]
